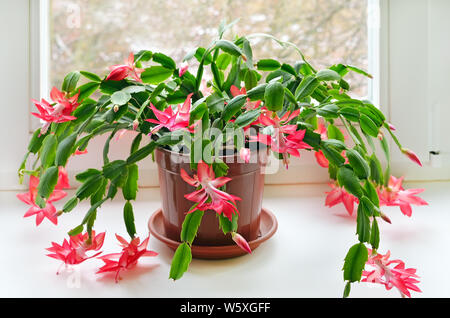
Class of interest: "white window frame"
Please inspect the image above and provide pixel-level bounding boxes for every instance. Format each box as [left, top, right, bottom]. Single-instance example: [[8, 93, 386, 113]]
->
[[2, 0, 449, 190]]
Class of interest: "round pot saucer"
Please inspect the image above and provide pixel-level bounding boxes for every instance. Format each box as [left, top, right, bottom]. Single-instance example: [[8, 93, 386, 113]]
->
[[148, 208, 278, 259]]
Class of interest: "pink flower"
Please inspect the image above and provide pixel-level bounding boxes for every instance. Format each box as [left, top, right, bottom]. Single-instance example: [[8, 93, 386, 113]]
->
[[362, 250, 421, 297], [316, 122, 328, 140], [145, 93, 194, 135], [315, 150, 329, 168], [97, 234, 158, 282], [231, 232, 252, 254], [239, 148, 251, 163], [55, 167, 70, 190], [178, 61, 189, 77], [313, 122, 348, 168], [46, 231, 105, 273], [31, 87, 80, 134], [230, 85, 261, 111], [114, 129, 128, 141], [378, 176, 428, 217], [133, 119, 139, 130], [181, 160, 241, 221], [17, 175, 66, 226], [105, 53, 144, 82], [74, 148, 88, 155], [401, 148, 422, 167], [250, 109, 311, 167], [325, 182, 358, 216]]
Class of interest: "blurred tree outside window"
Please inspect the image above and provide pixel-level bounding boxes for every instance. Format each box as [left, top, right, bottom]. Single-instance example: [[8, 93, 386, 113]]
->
[[49, 0, 369, 97]]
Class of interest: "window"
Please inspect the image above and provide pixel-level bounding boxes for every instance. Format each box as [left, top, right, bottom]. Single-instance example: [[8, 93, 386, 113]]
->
[[48, 0, 371, 97], [30, 0, 379, 185]]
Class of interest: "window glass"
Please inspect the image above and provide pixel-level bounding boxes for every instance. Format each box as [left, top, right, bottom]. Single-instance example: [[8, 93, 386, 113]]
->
[[49, 0, 368, 96]]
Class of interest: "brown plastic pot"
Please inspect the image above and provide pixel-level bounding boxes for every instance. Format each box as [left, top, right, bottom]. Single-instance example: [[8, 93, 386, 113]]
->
[[155, 147, 267, 246]]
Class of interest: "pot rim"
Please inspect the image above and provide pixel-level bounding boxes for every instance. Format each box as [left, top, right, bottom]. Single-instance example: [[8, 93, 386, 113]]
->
[[155, 145, 267, 160]]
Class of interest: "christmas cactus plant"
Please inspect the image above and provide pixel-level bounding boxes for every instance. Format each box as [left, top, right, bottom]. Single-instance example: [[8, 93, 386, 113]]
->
[[18, 23, 426, 296]]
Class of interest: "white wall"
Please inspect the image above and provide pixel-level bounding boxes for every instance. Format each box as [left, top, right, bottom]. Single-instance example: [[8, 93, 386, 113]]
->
[[386, 0, 450, 180], [0, 0, 30, 190]]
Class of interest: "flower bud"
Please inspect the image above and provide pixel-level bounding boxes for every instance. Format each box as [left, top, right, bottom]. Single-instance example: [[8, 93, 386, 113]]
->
[[377, 131, 384, 140], [133, 119, 139, 130], [239, 148, 251, 163], [113, 105, 119, 112], [380, 211, 392, 224], [178, 61, 189, 77], [401, 148, 422, 166], [231, 232, 252, 254], [387, 122, 396, 131]]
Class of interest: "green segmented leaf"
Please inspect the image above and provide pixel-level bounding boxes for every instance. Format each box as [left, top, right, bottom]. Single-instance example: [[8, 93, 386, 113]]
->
[[76, 82, 100, 101], [216, 53, 231, 70], [180, 209, 204, 244], [40, 134, 57, 168], [152, 52, 176, 69], [321, 146, 345, 166], [343, 282, 352, 298], [256, 59, 281, 71], [63, 196, 78, 213], [370, 218, 380, 249], [110, 91, 131, 106], [80, 71, 102, 82], [295, 75, 319, 100], [37, 166, 59, 201], [211, 62, 223, 90], [62, 71, 81, 92], [55, 133, 77, 166], [346, 65, 373, 78], [359, 196, 376, 217], [75, 169, 101, 182], [68, 224, 84, 236], [28, 129, 47, 154], [122, 164, 139, 201], [169, 242, 192, 280], [316, 69, 341, 81], [281, 63, 297, 76], [346, 148, 370, 179], [327, 124, 345, 142], [364, 180, 380, 207], [141, 66, 173, 84], [244, 69, 258, 90], [221, 95, 246, 122], [214, 39, 244, 58], [246, 83, 267, 101], [76, 174, 105, 200], [130, 133, 143, 155], [338, 107, 360, 122], [357, 204, 371, 242], [127, 141, 156, 164], [264, 81, 284, 111], [359, 114, 379, 137], [234, 109, 260, 128], [123, 201, 137, 238], [337, 166, 363, 198], [317, 103, 339, 119], [102, 160, 127, 179], [343, 243, 368, 282], [218, 213, 238, 234]]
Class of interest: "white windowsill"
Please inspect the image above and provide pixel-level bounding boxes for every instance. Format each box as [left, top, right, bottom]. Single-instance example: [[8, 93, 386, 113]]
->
[[1, 181, 446, 297]]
